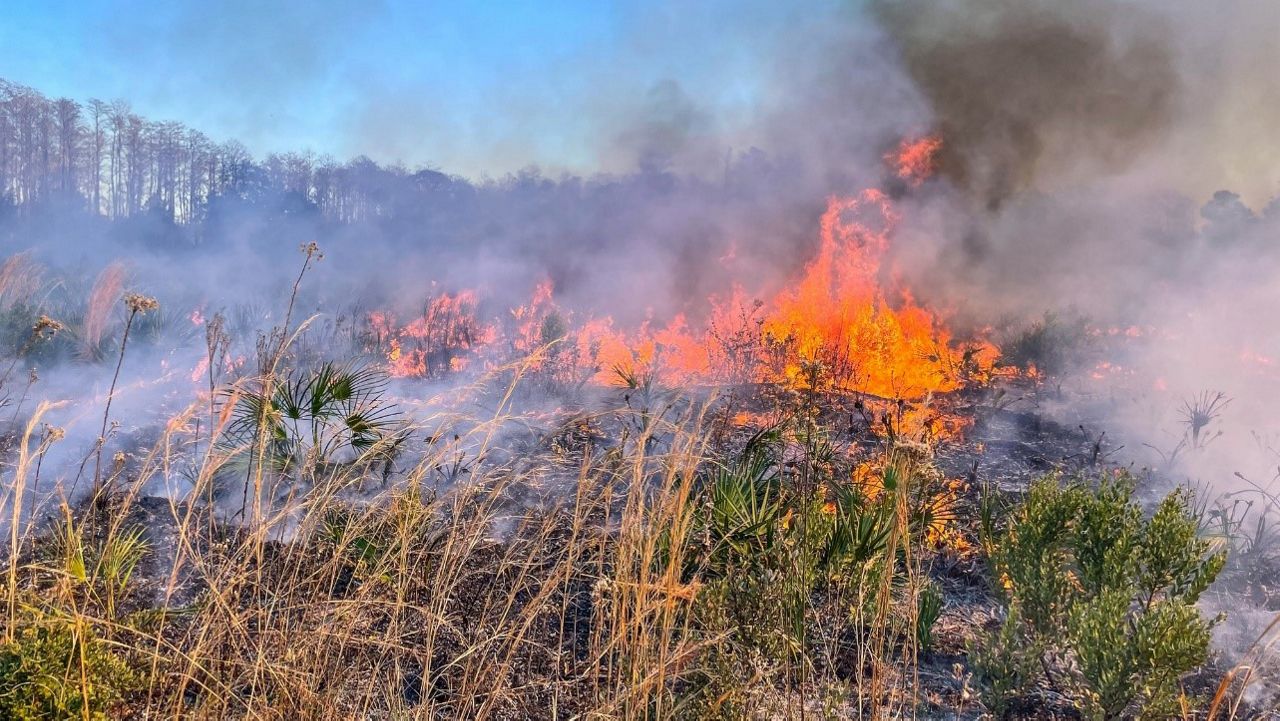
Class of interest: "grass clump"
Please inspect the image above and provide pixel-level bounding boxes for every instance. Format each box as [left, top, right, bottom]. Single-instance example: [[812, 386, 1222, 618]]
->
[[677, 426, 944, 717], [975, 472, 1226, 719], [0, 513, 148, 720]]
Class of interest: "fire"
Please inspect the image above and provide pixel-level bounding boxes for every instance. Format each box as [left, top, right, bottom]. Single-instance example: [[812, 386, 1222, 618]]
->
[[369, 137, 995, 400], [369, 289, 496, 378], [887, 135, 943, 187], [759, 189, 966, 397]]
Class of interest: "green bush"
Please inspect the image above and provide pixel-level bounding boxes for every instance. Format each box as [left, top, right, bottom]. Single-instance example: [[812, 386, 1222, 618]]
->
[[999, 311, 1091, 376], [0, 614, 139, 720], [0, 303, 72, 367], [974, 473, 1225, 719], [969, 603, 1041, 719]]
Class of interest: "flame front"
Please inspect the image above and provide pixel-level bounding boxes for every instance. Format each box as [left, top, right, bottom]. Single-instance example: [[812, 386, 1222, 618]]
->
[[369, 136, 995, 400]]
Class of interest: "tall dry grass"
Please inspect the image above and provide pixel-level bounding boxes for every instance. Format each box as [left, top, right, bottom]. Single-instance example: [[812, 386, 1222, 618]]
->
[[1, 350, 728, 719], [80, 262, 126, 362], [0, 252, 43, 312]]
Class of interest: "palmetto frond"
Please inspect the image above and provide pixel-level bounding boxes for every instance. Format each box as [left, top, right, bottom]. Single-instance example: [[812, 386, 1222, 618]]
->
[[219, 361, 406, 475]]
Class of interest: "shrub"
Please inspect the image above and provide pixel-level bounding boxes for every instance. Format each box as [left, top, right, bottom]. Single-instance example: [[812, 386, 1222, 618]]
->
[[970, 603, 1041, 719], [0, 612, 139, 720], [975, 473, 1225, 719], [0, 303, 71, 367], [999, 311, 1091, 376]]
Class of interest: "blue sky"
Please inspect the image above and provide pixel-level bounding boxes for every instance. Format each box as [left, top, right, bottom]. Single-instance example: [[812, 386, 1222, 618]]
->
[[0, 1, 847, 177]]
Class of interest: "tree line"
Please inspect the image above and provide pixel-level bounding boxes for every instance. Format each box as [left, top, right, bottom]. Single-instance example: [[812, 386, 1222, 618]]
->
[[0, 77, 466, 226]]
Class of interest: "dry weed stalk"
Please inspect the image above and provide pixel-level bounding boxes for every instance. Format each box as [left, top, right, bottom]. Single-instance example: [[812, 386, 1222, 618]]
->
[[91, 292, 157, 499], [5, 400, 66, 640]]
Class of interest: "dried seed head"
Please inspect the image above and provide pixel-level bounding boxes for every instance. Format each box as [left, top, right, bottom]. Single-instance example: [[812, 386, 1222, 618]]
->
[[895, 439, 934, 460], [32, 314, 65, 336], [299, 241, 323, 260], [124, 292, 160, 314]]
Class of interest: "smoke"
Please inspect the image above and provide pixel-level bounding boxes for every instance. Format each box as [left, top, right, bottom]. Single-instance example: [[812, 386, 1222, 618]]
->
[[860, 0, 1279, 322], [872, 0, 1179, 211], [860, 4, 1280, 673], [2, 0, 1279, 533]]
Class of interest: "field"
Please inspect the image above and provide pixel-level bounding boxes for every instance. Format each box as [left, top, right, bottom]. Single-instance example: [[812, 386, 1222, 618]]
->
[[0, 245, 1273, 720]]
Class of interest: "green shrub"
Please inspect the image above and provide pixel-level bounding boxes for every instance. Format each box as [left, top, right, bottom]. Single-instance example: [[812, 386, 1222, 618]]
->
[[0, 613, 139, 720], [970, 603, 1041, 719], [975, 473, 1225, 719], [0, 303, 72, 367], [999, 311, 1091, 376]]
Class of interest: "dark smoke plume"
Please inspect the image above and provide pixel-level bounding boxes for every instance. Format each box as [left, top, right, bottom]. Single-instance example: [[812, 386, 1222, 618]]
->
[[873, 0, 1178, 210]]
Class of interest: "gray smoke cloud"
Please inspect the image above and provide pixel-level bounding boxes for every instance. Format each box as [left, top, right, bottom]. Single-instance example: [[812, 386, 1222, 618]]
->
[[873, 0, 1179, 210]]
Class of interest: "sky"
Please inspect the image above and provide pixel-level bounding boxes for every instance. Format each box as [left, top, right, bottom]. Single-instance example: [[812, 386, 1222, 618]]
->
[[0, 0, 840, 178]]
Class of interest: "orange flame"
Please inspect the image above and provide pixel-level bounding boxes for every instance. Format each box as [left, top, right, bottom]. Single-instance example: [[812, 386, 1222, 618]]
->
[[887, 135, 942, 187], [759, 190, 968, 396], [370, 289, 496, 378], [369, 138, 996, 398]]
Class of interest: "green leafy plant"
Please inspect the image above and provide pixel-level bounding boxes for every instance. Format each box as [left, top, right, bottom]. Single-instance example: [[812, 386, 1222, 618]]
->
[[680, 430, 939, 716], [819, 480, 892, 570], [976, 473, 1226, 719], [49, 516, 149, 623], [221, 361, 407, 476], [916, 580, 943, 652], [0, 612, 139, 721], [695, 432, 785, 577], [970, 603, 1041, 720]]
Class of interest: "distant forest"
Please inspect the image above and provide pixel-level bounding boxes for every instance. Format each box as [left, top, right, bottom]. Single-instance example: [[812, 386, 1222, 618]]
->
[[0, 76, 839, 316], [0, 76, 483, 226]]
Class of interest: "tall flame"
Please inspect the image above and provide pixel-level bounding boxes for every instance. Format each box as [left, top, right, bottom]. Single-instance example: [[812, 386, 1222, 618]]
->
[[760, 188, 968, 396], [369, 135, 995, 399]]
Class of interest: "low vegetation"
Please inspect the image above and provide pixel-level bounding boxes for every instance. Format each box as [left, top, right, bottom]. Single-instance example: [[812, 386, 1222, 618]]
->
[[0, 250, 1266, 719], [975, 475, 1226, 719], [0, 376, 1253, 718]]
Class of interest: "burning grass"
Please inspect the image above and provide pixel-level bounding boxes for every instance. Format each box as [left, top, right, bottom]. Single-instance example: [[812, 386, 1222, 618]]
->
[[359, 187, 998, 401]]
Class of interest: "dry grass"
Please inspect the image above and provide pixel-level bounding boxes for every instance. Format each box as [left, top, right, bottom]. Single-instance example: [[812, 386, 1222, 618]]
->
[[0, 252, 43, 312], [0, 357, 721, 718], [0, 346, 976, 719], [79, 262, 126, 362]]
